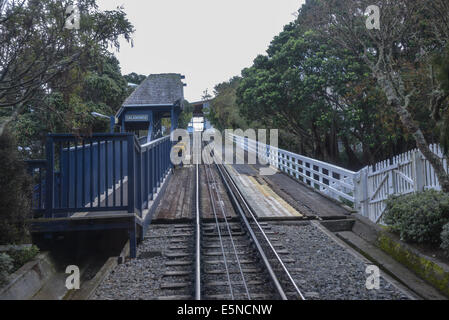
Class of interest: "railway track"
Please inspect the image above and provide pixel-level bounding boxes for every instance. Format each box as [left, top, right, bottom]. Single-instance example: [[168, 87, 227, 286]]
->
[[157, 148, 305, 300]]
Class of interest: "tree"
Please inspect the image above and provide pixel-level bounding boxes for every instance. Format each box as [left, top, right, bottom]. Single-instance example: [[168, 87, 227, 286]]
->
[[124, 72, 147, 96], [237, 25, 408, 166], [124, 72, 147, 85], [209, 77, 251, 131], [12, 52, 130, 157], [0, 129, 31, 244], [432, 47, 449, 152], [178, 100, 193, 129], [0, 0, 134, 136], [312, 0, 449, 190]]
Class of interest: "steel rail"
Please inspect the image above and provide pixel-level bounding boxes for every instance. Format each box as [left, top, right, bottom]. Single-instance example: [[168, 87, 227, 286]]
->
[[218, 162, 306, 301], [195, 164, 201, 300], [213, 163, 288, 300], [203, 162, 235, 299], [204, 159, 251, 299]]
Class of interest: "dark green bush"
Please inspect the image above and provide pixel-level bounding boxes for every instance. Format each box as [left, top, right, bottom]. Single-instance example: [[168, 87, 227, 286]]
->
[[383, 190, 449, 244], [7, 245, 39, 272], [441, 223, 449, 255], [0, 253, 13, 286], [0, 130, 32, 244]]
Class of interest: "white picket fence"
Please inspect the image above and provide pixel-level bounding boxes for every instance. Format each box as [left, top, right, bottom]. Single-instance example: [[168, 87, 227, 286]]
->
[[229, 133, 448, 224], [356, 144, 448, 223]]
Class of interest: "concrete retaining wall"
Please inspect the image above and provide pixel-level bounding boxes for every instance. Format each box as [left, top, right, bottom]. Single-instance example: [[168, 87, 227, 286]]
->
[[0, 252, 55, 300]]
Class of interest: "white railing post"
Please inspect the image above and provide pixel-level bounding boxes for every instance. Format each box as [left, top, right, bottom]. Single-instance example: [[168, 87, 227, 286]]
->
[[388, 168, 396, 196], [354, 167, 369, 217], [413, 150, 425, 192]]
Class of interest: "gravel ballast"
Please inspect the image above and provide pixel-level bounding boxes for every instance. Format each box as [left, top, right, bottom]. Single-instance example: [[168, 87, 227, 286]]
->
[[268, 222, 410, 300], [92, 222, 411, 300], [92, 225, 191, 300]]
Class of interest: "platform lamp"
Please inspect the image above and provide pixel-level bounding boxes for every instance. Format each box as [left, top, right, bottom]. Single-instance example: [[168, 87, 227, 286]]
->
[[91, 112, 116, 133]]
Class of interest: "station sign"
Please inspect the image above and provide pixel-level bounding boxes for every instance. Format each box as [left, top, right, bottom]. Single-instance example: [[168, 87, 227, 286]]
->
[[125, 114, 149, 122]]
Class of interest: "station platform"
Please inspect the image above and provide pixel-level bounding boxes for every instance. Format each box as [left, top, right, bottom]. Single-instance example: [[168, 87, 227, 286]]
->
[[151, 161, 350, 222], [152, 165, 237, 222]]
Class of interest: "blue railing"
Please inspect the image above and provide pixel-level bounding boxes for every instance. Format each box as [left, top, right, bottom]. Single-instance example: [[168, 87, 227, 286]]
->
[[27, 133, 172, 218], [130, 135, 172, 217], [26, 160, 47, 216]]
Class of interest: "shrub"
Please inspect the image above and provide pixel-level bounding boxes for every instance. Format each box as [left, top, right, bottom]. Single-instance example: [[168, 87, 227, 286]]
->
[[7, 245, 40, 272], [383, 190, 449, 244], [0, 253, 13, 286], [0, 130, 32, 244], [441, 223, 449, 255]]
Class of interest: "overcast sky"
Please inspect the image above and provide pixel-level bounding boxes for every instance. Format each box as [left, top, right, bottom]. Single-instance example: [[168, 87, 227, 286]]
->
[[97, 0, 305, 102]]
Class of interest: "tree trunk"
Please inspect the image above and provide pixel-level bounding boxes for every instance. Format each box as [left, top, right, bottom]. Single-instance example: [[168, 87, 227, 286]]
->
[[393, 101, 449, 192], [0, 105, 21, 137], [377, 75, 449, 192]]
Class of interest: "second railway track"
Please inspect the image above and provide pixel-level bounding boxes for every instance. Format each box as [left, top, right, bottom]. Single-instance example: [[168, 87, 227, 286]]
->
[[157, 160, 305, 300], [190, 147, 305, 300]]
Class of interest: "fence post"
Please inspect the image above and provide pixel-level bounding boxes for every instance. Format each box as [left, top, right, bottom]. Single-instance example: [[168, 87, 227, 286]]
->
[[138, 148, 143, 216], [354, 167, 369, 217], [413, 150, 425, 192], [388, 169, 396, 196], [127, 135, 135, 214], [45, 136, 54, 218]]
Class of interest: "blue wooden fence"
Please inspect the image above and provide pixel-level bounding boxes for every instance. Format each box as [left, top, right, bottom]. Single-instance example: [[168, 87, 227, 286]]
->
[[26, 160, 47, 216], [27, 133, 172, 219]]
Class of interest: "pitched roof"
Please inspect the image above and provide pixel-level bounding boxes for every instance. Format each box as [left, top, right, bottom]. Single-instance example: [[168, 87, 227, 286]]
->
[[122, 73, 185, 107]]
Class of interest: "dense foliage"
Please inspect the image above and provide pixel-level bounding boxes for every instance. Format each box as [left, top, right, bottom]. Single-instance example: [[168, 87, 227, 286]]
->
[[384, 190, 449, 245], [124, 73, 147, 86], [0, 1, 138, 246], [11, 53, 131, 157], [0, 131, 32, 245], [6, 245, 39, 272], [208, 77, 251, 132], [0, 246, 39, 286], [208, 0, 449, 173], [0, 0, 135, 137], [441, 223, 449, 255], [0, 253, 13, 286], [178, 101, 194, 129]]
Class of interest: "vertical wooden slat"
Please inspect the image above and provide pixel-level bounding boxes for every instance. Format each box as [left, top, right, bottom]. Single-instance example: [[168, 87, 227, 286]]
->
[[59, 143, 63, 209], [97, 139, 101, 208], [127, 135, 135, 214], [112, 140, 116, 207], [105, 139, 109, 207], [74, 142, 78, 209], [150, 145, 154, 200], [38, 168, 42, 210], [90, 140, 94, 208], [45, 136, 54, 218], [120, 140, 124, 207], [67, 141, 71, 209], [82, 140, 85, 207]]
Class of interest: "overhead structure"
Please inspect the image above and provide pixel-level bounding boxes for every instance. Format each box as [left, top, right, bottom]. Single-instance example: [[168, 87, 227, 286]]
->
[[116, 73, 186, 141], [192, 99, 211, 117], [191, 99, 212, 131]]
